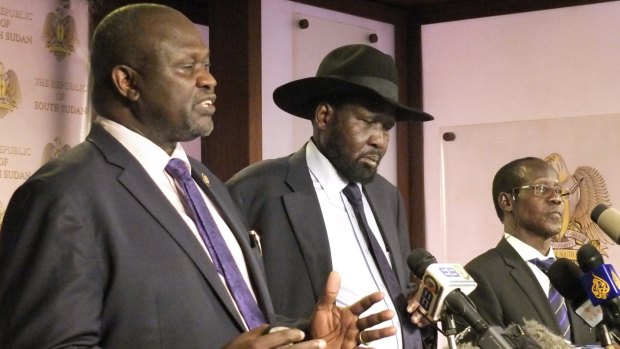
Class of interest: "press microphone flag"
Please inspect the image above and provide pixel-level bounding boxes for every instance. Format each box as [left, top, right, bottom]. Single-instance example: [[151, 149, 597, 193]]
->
[[408, 249, 517, 349], [577, 244, 620, 306], [407, 249, 478, 321]]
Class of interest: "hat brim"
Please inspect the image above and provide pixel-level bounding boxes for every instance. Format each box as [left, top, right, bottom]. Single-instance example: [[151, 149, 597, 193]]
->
[[273, 77, 433, 122]]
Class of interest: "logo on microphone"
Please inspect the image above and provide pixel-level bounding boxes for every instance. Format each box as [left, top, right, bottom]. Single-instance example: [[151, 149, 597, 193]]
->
[[591, 274, 611, 299], [582, 264, 620, 305]]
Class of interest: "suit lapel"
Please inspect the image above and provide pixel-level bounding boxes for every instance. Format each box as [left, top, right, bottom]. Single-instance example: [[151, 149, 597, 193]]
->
[[497, 239, 560, 333], [283, 147, 333, 300], [190, 160, 275, 323], [88, 125, 246, 330]]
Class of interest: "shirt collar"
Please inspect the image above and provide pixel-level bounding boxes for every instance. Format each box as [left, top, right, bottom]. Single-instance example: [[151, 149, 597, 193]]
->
[[504, 232, 556, 262], [305, 139, 350, 200], [97, 117, 190, 174]]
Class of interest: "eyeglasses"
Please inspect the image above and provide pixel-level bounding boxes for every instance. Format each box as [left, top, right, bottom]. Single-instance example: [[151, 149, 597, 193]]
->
[[511, 184, 569, 199]]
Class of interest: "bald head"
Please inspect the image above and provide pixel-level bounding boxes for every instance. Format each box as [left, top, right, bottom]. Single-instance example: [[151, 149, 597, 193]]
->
[[492, 157, 557, 221], [90, 4, 196, 114]]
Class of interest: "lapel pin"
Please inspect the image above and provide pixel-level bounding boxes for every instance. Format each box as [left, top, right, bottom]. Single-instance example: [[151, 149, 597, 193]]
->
[[249, 230, 262, 256], [201, 173, 210, 186]]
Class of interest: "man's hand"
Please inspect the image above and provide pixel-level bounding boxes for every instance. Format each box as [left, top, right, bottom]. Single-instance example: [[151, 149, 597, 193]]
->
[[310, 271, 397, 349], [223, 324, 327, 349]]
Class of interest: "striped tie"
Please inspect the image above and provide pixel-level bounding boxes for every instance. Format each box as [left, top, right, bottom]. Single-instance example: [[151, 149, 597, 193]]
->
[[530, 258, 571, 341], [166, 158, 266, 329]]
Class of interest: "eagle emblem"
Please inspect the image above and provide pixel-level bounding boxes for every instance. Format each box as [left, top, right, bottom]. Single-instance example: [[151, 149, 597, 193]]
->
[[42, 6, 78, 60], [545, 153, 613, 259], [0, 62, 21, 118], [42, 137, 71, 165]]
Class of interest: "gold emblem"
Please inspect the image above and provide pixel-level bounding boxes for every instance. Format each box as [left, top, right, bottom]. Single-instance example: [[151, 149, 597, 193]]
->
[[0, 62, 22, 118], [201, 173, 210, 186], [591, 274, 611, 300], [43, 5, 78, 61], [41, 137, 71, 165], [545, 153, 614, 260]]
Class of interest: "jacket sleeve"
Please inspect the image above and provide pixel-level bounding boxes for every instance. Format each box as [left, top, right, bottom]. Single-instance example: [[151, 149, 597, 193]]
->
[[0, 179, 105, 348]]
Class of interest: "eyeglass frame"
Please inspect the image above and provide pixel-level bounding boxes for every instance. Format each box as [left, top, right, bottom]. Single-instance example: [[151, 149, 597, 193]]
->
[[510, 176, 582, 200]]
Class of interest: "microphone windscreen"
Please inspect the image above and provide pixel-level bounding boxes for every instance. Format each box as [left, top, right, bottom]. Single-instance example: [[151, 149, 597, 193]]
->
[[456, 320, 573, 349], [547, 258, 587, 304], [407, 248, 437, 278], [576, 243, 604, 273], [520, 320, 574, 349], [591, 204, 620, 243]]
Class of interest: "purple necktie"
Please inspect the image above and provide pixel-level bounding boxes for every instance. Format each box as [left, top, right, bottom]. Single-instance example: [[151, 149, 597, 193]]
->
[[342, 182, 423, 349], [165, 158, 266, 330], [530, 257, 571, 341]]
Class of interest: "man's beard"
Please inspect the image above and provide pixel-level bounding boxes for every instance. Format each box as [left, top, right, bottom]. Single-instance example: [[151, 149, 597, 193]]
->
[[323, 131, 381, 184]]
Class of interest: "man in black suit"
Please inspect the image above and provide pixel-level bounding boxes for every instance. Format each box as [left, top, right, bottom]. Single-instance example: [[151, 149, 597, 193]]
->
[[0, 4, 395, 348], [227, 45, 435, 349], [464, 157, 597, 346]]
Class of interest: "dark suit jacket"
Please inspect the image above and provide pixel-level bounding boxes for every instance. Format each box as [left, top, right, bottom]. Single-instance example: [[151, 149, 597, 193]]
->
[[465, 238, 597, 345], [226, 144, 413, 325], [0, 124, 276, 348]]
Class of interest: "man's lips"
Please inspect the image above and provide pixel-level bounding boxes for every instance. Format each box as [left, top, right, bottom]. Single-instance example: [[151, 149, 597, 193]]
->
[[196, 97, 216, 114]]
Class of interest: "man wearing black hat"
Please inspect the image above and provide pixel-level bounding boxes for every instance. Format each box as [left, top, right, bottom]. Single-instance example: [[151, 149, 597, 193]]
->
[[227, 44, 434, 349], [0, 8, 401, 349]]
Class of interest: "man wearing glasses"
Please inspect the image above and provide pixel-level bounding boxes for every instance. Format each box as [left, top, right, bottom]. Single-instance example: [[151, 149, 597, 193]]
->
[[463, 157, 597, 346]]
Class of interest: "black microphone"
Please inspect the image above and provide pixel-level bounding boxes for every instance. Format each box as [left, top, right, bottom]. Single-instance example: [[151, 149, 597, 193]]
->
[[576, 244, 620, 333], [547, 258, 603, 328], [591, 204, 620, 243], [407, 249, 517, 349]]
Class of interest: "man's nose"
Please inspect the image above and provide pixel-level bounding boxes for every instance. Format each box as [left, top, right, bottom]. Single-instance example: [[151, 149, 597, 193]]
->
[[369, 129, 389, 150], [548, 193, 563, 205], [197, 70, 217, 89]]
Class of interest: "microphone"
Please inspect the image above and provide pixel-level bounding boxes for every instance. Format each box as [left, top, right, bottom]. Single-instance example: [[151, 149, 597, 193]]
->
[[576, 244, 620, 332], [407, 248, 478, 321], [408, 249, 516, 349], [577, 244, 620, 306], [591, 204, 620, 243], [547, 258, 603, 327], [457, 320, 574, 349]]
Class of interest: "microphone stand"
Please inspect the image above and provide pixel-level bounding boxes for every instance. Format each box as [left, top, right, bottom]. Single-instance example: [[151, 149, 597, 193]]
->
[[597, 323, 615, 349], [441, 311, 458, 349]]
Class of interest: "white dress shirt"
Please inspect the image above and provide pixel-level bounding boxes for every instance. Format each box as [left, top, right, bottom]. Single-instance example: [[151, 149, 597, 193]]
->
[[306, 140, 402, 349], [504, 233, 556, 296]]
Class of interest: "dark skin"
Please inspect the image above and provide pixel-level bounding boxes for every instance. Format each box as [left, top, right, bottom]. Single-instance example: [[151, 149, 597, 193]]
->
[[312, 99, 429, 328], [100, 6, 395, 349], [498, 162, 564, 255], [312, 99, 395, 184], [108, 9, 216, 155]]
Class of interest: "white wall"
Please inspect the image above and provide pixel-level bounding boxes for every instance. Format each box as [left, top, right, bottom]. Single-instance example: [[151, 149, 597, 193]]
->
[[422, 1, 620, 263]]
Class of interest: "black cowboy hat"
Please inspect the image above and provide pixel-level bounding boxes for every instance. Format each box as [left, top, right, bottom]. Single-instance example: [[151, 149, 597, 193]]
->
[[272, 44, 433, 122]]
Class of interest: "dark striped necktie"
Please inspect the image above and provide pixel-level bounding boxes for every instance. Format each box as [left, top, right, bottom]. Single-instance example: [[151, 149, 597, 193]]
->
[[342, 182, 423, 349], [529, 257, 571, 341]]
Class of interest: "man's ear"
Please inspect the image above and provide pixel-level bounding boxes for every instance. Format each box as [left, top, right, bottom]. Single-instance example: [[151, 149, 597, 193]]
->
[[314, 102, 333, 130], [111, 65, 140, 102], [498, 192, 514, 213]]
